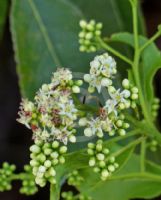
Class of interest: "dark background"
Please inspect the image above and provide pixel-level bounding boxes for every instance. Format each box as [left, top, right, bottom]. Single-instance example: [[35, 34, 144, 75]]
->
[[0, 0, 161, 199]]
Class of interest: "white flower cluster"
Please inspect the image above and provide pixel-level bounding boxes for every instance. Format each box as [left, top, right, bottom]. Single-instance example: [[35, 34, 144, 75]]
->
[[17, 68, 82, 145], [79, 19, 102, 52], [87, 140, 119, 181], [30, 140, 67, 187], [84, 53, 116, 93], [80, 54, 139, 138]]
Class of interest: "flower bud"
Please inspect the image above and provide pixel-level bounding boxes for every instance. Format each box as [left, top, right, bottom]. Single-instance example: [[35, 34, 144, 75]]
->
[[84, 128, 93, 137], [59, 146, 68, 154], [59, 156, 65, 164], [72, 85, 80, 93], [89, 159, 96, 167], [79, 118, 87, 126], [118, 129, 126, 136], [101, 169, 109, 179], [38, 166, 46, 173], [79, 20, 87, 28], [30, 145, 40, 153], [131, 87, 138, 94], [44, 160, 52, 168], [96, 153, 105, 161], [69, 135, 76, 143], [122, 79, 129, 89], [131, 93, 138, 100], [52, 141, 59, 149], [108, 165, 115, 172]]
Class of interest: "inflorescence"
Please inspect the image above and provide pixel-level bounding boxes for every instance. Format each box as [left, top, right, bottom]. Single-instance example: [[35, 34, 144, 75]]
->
[[79, 20, 102, 52], [0, 162, 16, 192], [87, 140, 118, 180], [20, 165, 38, 195], [30, 140, 67, 187], [17, 53, 139, 186]]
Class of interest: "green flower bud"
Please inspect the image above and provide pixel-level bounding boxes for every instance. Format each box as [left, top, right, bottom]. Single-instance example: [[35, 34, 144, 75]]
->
[[44, 160, 52, 168], [108, 165, 115, 172], [118, 129, 126, 136], [59, 146, 68, 154], [87, 143, 95, 149], [79, 118, 88, 126], [131, 93, 138, 100], [87, 148, 94, 155], [72, 85, 80, 93], [30, 145, 41, 153], [89, 159, 96, 167], [59, 156, 65, 164], [52, 141, 59, 148], [99, 161, 106, 168], [131, 87, 138, 94], [101, 169, 109, 180], [96, 153, 105, 161], [122, 79, 130, 89]]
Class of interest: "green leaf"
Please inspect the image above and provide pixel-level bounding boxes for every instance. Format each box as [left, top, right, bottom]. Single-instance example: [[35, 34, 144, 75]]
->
[[78, 154, 161, 200], [111, 32, 161, 117], [0, 0, 9, 40], [10, 0, 145, 99]]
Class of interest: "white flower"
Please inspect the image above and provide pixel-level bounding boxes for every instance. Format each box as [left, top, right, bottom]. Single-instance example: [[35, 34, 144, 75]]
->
[[58, 99, 78, 125], [109, 89, 130, 105], [53, 127, 73, 145], [85, 118, 104, 137], [101, 117, 112, 132], [104, 99, 117, 115], [17, 99, 35, 128]]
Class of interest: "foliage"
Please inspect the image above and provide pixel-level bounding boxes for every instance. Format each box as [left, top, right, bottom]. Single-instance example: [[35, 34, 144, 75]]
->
[[0, 0, 161, 200]]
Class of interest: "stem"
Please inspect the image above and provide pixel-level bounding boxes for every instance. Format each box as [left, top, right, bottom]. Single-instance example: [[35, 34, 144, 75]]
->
[[104, 129, 140, 145], [98, 37, 133, 66], [126, 114, 161, 143], [111, 136, 145, 158], [90, 172, 161, 191], [50, 184, 58, 200], [140, 139, 146, 172], [108, 172, 161, 182], [131, 0, 151, 122], [10, 173, 28, 180], [140, 31, 161, 52]]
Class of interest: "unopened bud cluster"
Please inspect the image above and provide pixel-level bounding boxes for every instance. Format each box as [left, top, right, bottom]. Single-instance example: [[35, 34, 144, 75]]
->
[[0, 162, 16, 192], [20, 165, 38, 195], [62, 191, 92, 200], [79, 20, 102, 52], [30, 140, 67, 187], [151, 98, 160, 119], [122, 78, 139, 109], [87, 140, 119, 181], [67, 170, 84, 186]]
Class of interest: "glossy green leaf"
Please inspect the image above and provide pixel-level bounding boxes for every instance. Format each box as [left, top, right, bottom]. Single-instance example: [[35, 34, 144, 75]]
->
[[10, 0, 145, 99], [78, 154, 161, 200], [111, 32, 161, 117], [0, 0, 9, 40]]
